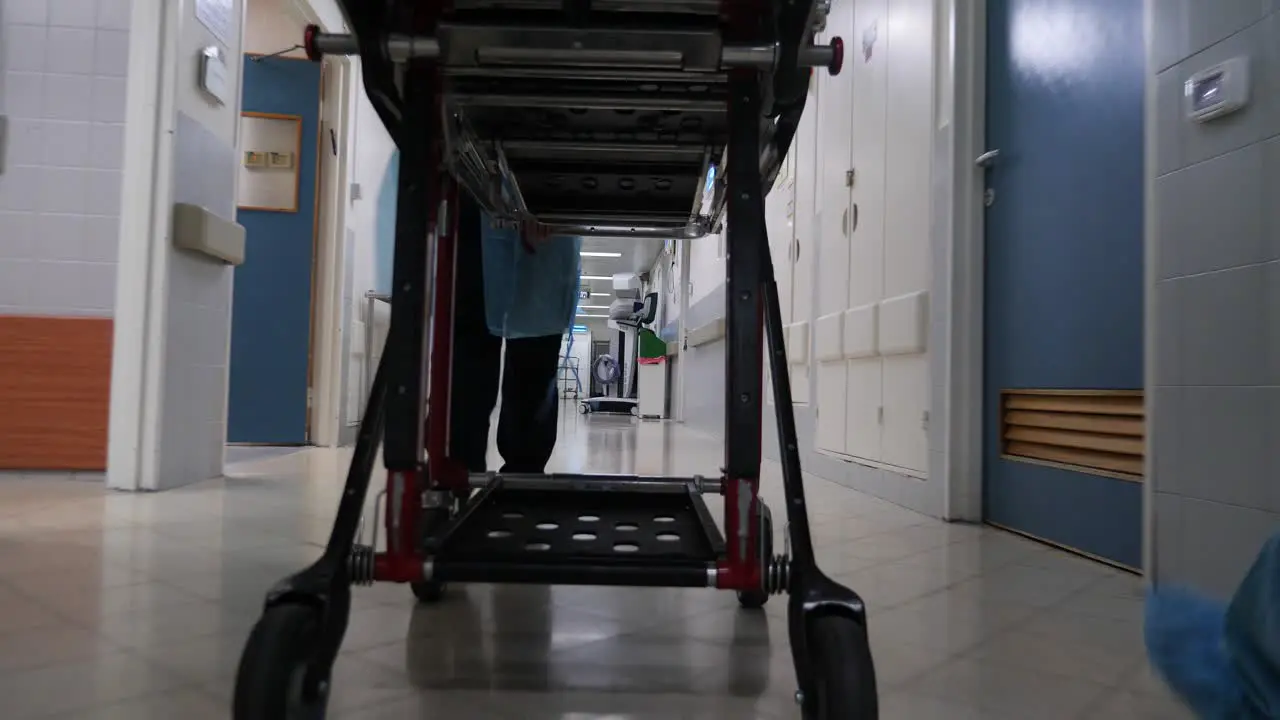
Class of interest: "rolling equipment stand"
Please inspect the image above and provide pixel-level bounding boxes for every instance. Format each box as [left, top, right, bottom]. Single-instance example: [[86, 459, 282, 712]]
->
[[233, 1, 877, 717]]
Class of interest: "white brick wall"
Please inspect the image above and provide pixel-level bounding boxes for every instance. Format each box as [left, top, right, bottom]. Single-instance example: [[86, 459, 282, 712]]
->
[[0, 0, 132, 316]]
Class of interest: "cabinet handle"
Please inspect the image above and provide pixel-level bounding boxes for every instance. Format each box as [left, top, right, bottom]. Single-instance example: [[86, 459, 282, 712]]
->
[[842, 204, 859, 236], [794, 239, 801, 262]]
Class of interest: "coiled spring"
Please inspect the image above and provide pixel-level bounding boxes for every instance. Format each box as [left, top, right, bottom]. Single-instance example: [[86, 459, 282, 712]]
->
[[348, 544, 376, 586], [763, 553, 792, 595]]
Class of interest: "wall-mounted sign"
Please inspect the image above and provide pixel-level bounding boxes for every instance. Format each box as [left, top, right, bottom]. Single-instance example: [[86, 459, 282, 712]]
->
[[268, 152, 295, 169], [195, 0, 234, 46], [579, 289, 591, 300]]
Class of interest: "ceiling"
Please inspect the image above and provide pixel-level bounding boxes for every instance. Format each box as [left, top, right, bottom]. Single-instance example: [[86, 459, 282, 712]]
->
[[574, 236, 666, 334]]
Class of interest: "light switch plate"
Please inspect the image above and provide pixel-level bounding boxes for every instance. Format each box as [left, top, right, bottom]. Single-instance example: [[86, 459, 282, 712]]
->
[[350, 182, 363, 200]]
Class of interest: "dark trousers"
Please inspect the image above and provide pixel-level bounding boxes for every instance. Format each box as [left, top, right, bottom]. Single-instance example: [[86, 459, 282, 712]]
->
[[448, 196, 562, 474]]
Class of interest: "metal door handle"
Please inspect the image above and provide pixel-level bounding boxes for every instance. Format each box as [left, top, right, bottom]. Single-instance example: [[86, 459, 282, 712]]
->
[[975, 149, 1001, 168], [842, 204, 858, 236], [794, 239, 800, 262]]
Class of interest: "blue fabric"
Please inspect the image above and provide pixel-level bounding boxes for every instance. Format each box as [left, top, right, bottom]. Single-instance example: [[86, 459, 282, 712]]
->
[[378, 150, 581, 339], [1145, 533, 1280, 719], [480, 219, 581, 339]]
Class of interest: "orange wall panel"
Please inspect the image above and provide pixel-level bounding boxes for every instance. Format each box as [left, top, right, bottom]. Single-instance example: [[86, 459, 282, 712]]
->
[[0, 316, 113, 471]]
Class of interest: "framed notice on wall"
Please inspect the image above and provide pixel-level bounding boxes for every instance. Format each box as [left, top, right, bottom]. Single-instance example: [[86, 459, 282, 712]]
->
[[237, 112, 303, 213]]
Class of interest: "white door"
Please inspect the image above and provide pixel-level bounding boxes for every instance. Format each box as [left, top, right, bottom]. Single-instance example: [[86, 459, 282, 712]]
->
[[843, 0, 886, 463], [812, 0, 855, 454]]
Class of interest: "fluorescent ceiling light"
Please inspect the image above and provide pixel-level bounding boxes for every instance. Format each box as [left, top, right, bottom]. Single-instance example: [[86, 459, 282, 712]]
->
[[580, 251, 622, 258], [578, 305, 609, 309], [580, 275, 612, 281], [576, 312, 609, 318]]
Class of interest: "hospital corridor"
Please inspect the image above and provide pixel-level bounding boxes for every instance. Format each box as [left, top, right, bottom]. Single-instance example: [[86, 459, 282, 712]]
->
[[1, 413, 1182, 718], [1, 0, 1278, 717]]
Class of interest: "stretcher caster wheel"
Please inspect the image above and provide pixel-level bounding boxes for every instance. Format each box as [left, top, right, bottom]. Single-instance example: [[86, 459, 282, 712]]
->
[[410, 504, 454, 604], [737, 507, 775, 610], [630, 405, 640, 417], [806, 615, 878, 719], [579, 403, 590, 414], [233, 604, 329, 720], [411, 579, 445, 603]]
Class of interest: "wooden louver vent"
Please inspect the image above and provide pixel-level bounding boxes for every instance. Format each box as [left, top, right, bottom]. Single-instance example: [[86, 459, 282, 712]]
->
[[1000, 390, 1144, 480]]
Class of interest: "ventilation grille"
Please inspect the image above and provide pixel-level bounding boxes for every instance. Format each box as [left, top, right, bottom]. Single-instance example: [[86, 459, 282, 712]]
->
[[1000, 390, 1145, 480]]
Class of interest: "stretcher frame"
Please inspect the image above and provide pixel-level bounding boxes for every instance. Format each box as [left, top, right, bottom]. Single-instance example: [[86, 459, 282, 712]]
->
[[233, 1, 878, 717]]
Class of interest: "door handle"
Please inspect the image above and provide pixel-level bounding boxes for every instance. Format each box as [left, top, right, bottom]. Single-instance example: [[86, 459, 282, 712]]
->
[[975, 149, 1001, 168], [794, 239, 801, 262]]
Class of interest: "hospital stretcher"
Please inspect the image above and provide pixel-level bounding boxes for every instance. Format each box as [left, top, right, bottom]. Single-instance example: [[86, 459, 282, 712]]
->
[[232, 1, 877, 717]]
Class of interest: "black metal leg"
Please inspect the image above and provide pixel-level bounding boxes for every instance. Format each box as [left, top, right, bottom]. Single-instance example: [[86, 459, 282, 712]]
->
[[254, 335, 387, 708], [724, 71, 766, 486], [383, 60, 439, 472], [722, 71, 768, 583], [744, 79, 880, 720]]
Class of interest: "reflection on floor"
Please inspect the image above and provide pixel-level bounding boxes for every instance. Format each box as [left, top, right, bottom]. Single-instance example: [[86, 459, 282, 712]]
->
[[0, 406, 1190, 718], [224, 445, 306, 466]]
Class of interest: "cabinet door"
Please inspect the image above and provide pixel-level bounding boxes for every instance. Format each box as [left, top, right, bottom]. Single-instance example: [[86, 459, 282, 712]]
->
[[789, 78, 820, 405], [881, 354, 928, 472], [812, 0, 855, 454], [765, 151, 795, 324], [845, 357, 882, 460], [844, 0, 887, 462], [763, 151, 795, 407], [877, 0, 933, 472], [882, 0, 933, 300]]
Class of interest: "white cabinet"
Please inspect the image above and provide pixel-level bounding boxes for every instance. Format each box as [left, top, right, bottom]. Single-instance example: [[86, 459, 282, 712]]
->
[[810, 0, 934, 476], [766, 71, 821, 407], [764, 143, 794, 408], [812, 0, 855, 453], [788, 74, 820, 405]]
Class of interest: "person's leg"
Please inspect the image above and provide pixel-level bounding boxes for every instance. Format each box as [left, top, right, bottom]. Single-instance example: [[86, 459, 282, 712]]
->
[[495, 334, 563, 473], [447, 194, 501, 473]]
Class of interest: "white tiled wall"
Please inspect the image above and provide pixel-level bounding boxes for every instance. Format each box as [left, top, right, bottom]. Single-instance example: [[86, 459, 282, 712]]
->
[[1149, 3, 1280, 598], [0, 0, 131, 316]]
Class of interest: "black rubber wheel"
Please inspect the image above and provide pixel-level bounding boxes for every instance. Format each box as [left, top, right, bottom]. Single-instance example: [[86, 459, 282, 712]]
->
[[410, 504, 456, 604], [737, 510, 775, 610], [807, 614, 879, 719], [411, 579, 446, 603], [233, 604, 329, 720]]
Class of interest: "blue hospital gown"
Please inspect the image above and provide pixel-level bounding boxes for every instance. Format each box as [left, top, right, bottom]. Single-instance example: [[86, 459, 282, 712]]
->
[[377, 151, 582, 339]]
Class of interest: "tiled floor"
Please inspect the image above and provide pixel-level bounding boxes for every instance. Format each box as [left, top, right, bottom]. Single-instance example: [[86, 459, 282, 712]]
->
[[0, 408, 1191, 718]]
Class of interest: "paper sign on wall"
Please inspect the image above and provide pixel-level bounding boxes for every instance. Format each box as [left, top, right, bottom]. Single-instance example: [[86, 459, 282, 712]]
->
[[195, 0, 235, 47]]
